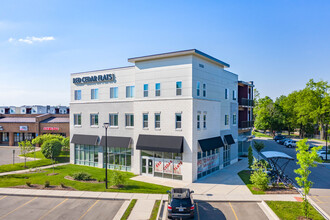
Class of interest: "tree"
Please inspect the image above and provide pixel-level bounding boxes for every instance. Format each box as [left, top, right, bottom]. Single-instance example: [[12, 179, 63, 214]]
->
[[250, 158, 269, 191], [61, 137, 70, 151], [248, 145, 253, 169], [253, 141, 265, 159], [32, 134, 64, 147], [294, 139, 322, 219], [19, 140, 34, 168], [41, 139, 62, 159]]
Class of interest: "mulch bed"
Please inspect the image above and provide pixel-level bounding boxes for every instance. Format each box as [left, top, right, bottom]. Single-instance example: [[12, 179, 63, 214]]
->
[[265, 186, 299, 194], [11, 184, 76, 191], [297, 217, 312, 220], [64, 176, 104, 184]]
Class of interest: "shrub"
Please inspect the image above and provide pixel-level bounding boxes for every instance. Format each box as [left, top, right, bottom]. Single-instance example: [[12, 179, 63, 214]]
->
[[60, 182, 65, 188], [250, 158, 269, 191], [112, 170, 126, 186], [45, 181, 50, 187], [61, 137, 70, 151], [71, 172, 92, 181], [26, 181, 32, 187], [41, 139, 62, 159]]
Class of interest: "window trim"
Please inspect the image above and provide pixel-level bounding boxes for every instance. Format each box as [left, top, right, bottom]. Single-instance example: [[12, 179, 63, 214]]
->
[[176, 81, 182, 96], [155, 83, 161, 97], [74, 90, 81, 100], [74, 113, 82, 126], [91, 88, 99, 100], [126, 86, 135, 98], [225, 114, 229, 126], [202, 83, 206, 97], [197, 112, 201, 130], [90, 113, 99, 127], [110, 87, 118, 99], [175, 113, 182, 130], [203, 112, 207, 129], [125, 114, 134, 127], [109, 113, 119, 127], [155, 113, 161, 129], [143, 84, 149, 97], [225, 88, 228, 99], [233, 90, 237, 100], [143, 113, 148, 129], [197, 81, 201, 97], [233, 114, 237, 125]]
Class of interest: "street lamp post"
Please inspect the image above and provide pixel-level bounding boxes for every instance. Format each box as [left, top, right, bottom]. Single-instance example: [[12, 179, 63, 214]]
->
[[103, 123, 109, 189]]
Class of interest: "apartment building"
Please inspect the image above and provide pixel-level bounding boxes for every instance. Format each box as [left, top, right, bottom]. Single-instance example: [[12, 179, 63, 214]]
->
[[70, 49, 239, 183]]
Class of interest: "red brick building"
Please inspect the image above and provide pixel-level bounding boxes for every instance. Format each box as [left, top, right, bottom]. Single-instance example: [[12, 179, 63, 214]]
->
[[0, 113, 69, 146]]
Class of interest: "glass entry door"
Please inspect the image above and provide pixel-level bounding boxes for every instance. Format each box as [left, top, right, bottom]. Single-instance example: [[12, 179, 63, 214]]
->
[[141, 156, 153, 176]]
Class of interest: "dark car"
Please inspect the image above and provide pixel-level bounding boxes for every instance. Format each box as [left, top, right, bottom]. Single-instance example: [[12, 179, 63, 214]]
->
[[274, 135, 286, 141], [278, 138, 290, 145], [167, 188, 195, 219]]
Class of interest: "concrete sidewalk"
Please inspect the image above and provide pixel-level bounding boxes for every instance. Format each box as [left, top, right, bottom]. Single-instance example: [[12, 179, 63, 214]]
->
[[0, 162, 69, 176], [128, 199, 156, 220]]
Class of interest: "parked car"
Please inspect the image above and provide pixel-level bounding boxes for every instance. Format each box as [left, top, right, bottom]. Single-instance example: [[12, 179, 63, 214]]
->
[[285, 140, 297, 148], [278, 138, 291, 145], [317, 151, 329, 160], [167, 188, 195, 219], [274, 135, 286, 141]]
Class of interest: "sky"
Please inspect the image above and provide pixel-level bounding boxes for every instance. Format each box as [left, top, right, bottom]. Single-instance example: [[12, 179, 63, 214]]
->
[[0, 0, 329, 106]]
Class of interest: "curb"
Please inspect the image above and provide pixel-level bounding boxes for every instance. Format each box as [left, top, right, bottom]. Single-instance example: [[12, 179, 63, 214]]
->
[[156, 199, 164, 220], [113, 199, 131, 220], [259, 201, 280, 220]]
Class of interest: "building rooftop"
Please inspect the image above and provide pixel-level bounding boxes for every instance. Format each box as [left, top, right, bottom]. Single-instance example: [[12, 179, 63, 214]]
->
[[40, 117, 70, 123], [128, 49, 230, 68], [0, 117, 36, 123]]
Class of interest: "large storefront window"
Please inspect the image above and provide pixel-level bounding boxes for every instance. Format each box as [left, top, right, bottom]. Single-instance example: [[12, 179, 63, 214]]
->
[[197, 148, 220, 179], [74, 144, 98, 167], [223, 145, 231, 167], [1, 133, 9, 142], [141, 151, 183, 180], [104, 147, 132, 171]]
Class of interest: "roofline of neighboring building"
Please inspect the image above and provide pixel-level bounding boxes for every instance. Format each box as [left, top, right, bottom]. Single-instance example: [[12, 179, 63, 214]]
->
[[71, 65, 135, 75], [238, 80, 255, 87], [128, 49, 230, 68]]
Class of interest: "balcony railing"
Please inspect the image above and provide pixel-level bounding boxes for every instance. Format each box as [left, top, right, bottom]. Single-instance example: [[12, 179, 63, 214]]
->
[[239, 120, 254, 129], [239, 98, 254, 107]]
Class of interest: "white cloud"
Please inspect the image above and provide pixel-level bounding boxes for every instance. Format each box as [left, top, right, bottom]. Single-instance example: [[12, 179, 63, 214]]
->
[[8, 36, 55, 44]]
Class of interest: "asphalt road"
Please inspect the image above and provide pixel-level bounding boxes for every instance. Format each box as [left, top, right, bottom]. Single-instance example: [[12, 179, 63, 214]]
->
[[255, 138, 330, 217], [0, 195, 124, 220], [0, 146, 34, 165]]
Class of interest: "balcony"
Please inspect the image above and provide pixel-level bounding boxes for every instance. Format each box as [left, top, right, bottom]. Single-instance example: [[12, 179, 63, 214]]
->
[[239, 120, 254, 129], [239, 98, 254, 107]]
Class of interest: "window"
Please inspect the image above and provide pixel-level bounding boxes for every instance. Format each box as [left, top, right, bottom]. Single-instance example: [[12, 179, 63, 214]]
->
[[74, 145, 99, 167], [176, 81, 182, 96], [110, 87, 118, 99], [233, 114, 237, 125], [74, 114, 81, 126], [175, 113, 182, 129], [126, 86, 135, 98], [143, 84, 148, 97], [91, 89, 98, 100], [203, 113, 207, 129], [125, 114, 134, 127], [197, 81, 201, 96], [225, 115, 229, 125], [155, 113, 160, 128], [199, 63, 204, 68], [203, 83, 206, 97], [155, 83, 161, 96], [225, 89, 228, 99], [197, 113, 201, 129], [233, 90, 237, 100], [104, 147, 132, 171], [143, 113, 148, 128], [109, 114, 118, 126], [90, 114, 98, 126], [74, 90, 81, 100]]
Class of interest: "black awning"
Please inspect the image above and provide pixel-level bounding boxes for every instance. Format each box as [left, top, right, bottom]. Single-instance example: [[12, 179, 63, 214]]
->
[[136, 134, 184, 153], [198, 136, 224, 152], [100, 136, 131, 148], [71, 134, 99, 146], [224, 134, 235, 145]]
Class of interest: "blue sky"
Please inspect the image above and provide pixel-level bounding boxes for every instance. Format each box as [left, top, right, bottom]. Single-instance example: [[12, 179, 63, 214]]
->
[[1, 0, 329, 106]]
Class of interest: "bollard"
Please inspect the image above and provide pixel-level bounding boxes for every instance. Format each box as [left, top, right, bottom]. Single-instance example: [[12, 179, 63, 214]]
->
[[13, 149, 15, 164]]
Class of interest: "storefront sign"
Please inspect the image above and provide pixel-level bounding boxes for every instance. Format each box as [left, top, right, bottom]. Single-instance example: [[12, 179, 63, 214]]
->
[[19, 126, 28, 131], [43, 127, 59, 131], [163, 159, 173, 174], [155, 159, 163, 173], [173, 161, 183, 175], [73, 74, 115, 84]]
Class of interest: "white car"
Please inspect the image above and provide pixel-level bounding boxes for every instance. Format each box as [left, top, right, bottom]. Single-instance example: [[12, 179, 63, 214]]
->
[[317, 151, 329, 160], [284, 140, 297, 148]]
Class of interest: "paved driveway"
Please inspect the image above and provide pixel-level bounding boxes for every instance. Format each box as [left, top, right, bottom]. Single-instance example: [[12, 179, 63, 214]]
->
[[255, 138, 330, 217], [0, 195, 124, 220], [0, 146, 36, 165]]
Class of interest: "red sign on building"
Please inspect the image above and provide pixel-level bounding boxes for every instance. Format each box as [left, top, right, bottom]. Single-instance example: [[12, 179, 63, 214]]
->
[[43, 127, 59, 131]]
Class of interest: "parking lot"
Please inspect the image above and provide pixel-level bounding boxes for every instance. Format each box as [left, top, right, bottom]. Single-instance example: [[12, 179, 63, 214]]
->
[[0, 195, 125, 220]]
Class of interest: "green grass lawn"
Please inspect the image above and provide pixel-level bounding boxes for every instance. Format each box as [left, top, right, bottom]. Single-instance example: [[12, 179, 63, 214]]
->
[[266, 201, 324, 220], [0, 164, 171, 194], [237, 170, 265, 194], [0, 159, 54, 173], [252, 131, 273, 138], [150, 200, 161, 220], [121, 199, 137, 220], [21, 150, 70, 163]]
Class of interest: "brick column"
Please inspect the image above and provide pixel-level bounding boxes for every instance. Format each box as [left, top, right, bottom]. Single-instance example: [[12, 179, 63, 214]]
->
[[9, 132, 14, 146]]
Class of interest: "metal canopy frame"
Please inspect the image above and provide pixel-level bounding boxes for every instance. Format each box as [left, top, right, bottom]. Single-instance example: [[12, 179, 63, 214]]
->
[[262, 151, 294, 175]]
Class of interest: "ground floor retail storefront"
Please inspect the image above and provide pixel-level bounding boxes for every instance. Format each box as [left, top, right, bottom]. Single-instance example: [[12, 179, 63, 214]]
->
[[71, 133, 236, 182]]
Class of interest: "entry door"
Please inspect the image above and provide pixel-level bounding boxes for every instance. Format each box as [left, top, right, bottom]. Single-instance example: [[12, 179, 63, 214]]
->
[[141, 157, 153, 176]]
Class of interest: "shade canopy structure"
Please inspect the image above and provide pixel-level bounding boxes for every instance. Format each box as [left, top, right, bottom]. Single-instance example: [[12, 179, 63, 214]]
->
[[224, 134, 235, 145], [100, 136, 131, 148], [198, 136, 224, 152], [262, 151, 294, 175], [136, 134, 184, 153], [71, 134, 99, 146]]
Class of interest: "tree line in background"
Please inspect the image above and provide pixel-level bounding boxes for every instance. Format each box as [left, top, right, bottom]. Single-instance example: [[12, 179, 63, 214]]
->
[[254, 79, 330, 139]]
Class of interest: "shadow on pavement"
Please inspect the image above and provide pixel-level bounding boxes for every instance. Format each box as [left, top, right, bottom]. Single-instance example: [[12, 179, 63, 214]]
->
[[196, 201, 226, 220]]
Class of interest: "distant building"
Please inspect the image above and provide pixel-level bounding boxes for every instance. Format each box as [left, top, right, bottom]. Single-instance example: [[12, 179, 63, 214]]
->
[[0, 105, 69, 115]]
